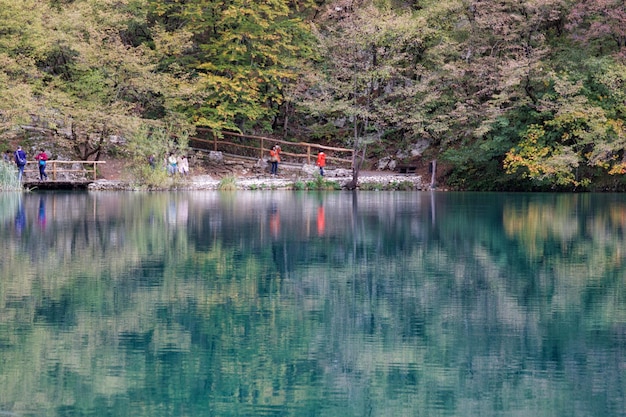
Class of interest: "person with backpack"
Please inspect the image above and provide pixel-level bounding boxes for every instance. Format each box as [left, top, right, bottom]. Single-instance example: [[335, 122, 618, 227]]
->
[[34, 149, 49, 181], [14, 146, 27, 182]]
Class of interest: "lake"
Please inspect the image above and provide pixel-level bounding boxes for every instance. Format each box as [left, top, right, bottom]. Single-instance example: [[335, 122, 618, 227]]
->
[[0, 191, 625, 417]]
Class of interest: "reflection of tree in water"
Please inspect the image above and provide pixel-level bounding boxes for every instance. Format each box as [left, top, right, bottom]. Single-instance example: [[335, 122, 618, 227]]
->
[[0, 192, 20, 225]]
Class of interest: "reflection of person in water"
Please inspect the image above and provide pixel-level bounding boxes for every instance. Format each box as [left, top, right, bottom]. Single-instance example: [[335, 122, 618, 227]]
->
[[269, 206, 280, 238], [317, 205, 325, 236], [38, 197, 47, 228], [15, 200, 26, 235]]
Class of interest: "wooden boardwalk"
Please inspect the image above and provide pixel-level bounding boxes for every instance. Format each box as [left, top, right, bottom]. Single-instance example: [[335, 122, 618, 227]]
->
[[190, 129, 355, 168], [21, 160, 106, 189], [23, 179, 97, 190]]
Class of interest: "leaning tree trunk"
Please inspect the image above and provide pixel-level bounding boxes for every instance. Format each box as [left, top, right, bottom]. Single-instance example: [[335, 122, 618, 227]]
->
[[73, 122, 106, 161]]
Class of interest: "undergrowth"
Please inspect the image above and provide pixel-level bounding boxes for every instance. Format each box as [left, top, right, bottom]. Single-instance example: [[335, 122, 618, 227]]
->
[[303, 175, 340, 190], [218, 175, 238, 190], [0, 161, 22, 191]]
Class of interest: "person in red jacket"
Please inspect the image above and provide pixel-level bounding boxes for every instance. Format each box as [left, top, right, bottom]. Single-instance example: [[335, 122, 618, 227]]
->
[[316, 149, 326, 176], [34, 149, 48, 181]]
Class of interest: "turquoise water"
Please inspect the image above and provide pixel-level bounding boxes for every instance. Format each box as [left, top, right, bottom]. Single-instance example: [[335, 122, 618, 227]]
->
[[0, 191, 625, 417]]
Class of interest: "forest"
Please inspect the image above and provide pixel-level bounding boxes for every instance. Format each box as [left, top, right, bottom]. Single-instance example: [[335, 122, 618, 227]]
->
[[0, 0, 625, 191]]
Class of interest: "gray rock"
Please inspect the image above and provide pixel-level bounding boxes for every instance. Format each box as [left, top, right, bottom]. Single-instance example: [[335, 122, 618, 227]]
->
[[410, 140, 430, 157], [301, 164, 319, 176], [377, 157, 392, 170], [208, 151, 223, 162]]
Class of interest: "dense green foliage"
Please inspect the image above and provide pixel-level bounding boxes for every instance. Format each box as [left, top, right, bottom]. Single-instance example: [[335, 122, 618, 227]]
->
[[1, 0, 625, 190]]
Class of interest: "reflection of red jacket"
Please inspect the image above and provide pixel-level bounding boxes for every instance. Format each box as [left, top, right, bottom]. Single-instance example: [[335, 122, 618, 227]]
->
[[317, 206, 325, 235], [316, 152, 326, 167], [270, 212, 280, 237]]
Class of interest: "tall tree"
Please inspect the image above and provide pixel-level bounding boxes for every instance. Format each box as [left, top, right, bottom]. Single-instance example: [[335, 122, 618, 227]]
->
[[296, 1, 459, 184], [148, 0, 316, 134], [445, 0, 567, 138]]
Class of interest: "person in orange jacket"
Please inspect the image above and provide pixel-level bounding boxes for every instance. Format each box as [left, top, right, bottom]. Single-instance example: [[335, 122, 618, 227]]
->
[[269, 145, 281, 175], [316, 149, 326, 176]]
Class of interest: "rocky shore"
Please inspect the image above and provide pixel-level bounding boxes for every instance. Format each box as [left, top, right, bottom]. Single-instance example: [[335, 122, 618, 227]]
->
[[88, 163, 429, 191]]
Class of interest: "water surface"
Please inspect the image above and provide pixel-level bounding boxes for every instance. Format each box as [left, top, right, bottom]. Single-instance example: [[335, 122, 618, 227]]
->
[[0, 191, 625, 416]]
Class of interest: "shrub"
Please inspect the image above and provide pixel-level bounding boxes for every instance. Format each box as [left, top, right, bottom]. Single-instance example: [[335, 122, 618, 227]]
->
[[389, 181, 415, 191], [306, 175, 339, 190], [132, 163, 169, 189], [218, 175, 237, 190], [127, 124, 191, 188], [359, 182, 383, 191]]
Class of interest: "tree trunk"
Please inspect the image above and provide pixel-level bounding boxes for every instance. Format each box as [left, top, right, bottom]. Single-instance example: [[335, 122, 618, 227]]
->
[[346, 143, 367, 190], [73, 123, 106, 161]]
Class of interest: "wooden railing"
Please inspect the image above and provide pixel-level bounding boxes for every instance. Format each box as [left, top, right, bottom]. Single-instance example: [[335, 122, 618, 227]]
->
[[23, 160, 106, 181], [190, 129, 355, 167]]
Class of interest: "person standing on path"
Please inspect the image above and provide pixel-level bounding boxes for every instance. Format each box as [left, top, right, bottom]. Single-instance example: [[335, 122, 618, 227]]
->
[[167, 153, 178, 176], [316, 149, 326, 176], [14, 146, 27, 182], [34, 149, 49, 181], [178, 155, 189, 176], [269, 145, 281, 175]]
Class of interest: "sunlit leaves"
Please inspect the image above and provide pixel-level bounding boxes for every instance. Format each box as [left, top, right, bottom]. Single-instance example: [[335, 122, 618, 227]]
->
[[504, 71, 626, 187]]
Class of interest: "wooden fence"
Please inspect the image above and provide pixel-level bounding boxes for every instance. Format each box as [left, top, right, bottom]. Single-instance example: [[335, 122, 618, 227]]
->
[[23, 160, 106, 181], [190, 129, 354, 168]]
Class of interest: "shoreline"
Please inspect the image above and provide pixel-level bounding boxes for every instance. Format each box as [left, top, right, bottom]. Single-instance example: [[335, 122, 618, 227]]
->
[[88, 172, 430, 191]]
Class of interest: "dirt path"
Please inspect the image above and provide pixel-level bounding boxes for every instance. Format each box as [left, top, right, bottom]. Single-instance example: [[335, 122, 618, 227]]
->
[[93, 155, 431, 191]]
